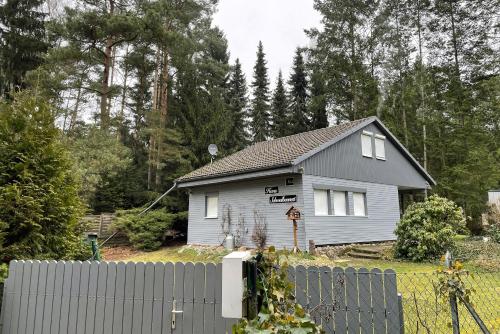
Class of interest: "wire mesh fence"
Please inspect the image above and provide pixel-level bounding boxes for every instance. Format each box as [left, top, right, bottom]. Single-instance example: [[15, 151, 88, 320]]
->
[[397, 271, 500, 333]]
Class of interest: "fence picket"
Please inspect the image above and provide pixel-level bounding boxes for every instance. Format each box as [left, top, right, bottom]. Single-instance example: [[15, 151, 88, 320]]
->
[[84, 262, 99, 334], [295, 265, 308, 308], [173, 262, 185, 334], [358, 268, 372, 334], [41, 261, 56, 334], [103, 262, 117, 334], [345, 267, 359, 333], [67, 262, 82, 334], [122, 262, 135, 334], [10, 261, 25, 333], [51, 261, 66, 334], [162, 262, 174, 334], [193, 263, 205, 334], [308, 266, 320, 324], [384, 269, 399, 334], [18, 261, 33, 334], [142, 263, 155, 334], [320, 266, 334, 333], [3, 261, 18, 334], [112, 262, 126, 334], [203, 263, 216, 334], [131, 262, 145, 334], [26, 261, 42, 334], [332, 267, 346, 334], [182, 263, 195, 333], [58, 262, 74, 334], [370, 268, 386, 333], [151, 263, 165, 334], [76, 262, 90, 334]]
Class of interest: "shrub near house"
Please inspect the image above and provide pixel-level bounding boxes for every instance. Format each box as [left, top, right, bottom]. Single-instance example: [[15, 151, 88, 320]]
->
[[395, 195, 466, 262]]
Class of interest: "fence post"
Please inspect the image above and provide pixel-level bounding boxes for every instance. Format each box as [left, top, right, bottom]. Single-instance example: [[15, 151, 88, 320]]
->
[[449, 293, 460, 334], [398, 293, 404, 334]]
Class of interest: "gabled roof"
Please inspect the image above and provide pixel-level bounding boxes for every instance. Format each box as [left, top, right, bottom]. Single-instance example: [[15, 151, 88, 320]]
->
[[177, 117, 436, 185]]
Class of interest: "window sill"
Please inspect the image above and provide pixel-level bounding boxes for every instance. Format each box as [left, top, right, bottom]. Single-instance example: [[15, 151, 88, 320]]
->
[[362, 154, 373, 158], [376, 157, 386, 161], [204, 216, 218, 219]]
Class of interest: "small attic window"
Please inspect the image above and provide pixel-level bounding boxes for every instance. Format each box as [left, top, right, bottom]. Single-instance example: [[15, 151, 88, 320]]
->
[[375, 134, 386, 160], [361, 131, 373, 158]]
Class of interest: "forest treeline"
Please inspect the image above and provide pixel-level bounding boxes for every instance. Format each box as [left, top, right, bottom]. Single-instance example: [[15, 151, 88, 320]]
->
[[0, 0, 499, 233]]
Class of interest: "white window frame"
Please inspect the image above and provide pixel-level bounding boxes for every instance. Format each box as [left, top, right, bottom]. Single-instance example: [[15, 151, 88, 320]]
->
[[332, 191, 347, 216], [361, 131, 373, 158], [205, 193, 219, 218], [375, 134, 386, 160], [353, 192, 367, 216], [314, 189, 330, 216]]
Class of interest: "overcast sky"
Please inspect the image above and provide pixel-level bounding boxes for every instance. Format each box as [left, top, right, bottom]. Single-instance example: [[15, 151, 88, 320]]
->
[[212, 0, 321, 88]]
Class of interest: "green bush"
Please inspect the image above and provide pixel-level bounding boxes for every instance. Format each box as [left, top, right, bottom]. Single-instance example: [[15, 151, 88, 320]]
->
[[113, 209, 187, 251], [395, 195, 466, 262], [0, 263, 8, 283], [488, 224, 500, 243]]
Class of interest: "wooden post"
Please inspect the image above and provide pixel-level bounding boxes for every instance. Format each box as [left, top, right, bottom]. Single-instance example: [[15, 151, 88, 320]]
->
[[292, 220, 298, 253], [450, 293, 460, 334], [308, 240, 316, 255]]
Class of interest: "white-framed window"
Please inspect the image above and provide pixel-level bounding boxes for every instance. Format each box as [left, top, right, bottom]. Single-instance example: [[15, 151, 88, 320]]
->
[[375, 134, 386, 160], [314, 189, 330, 215], [353, 192, 367, 216], [332, 191, 347, 216], [205, 193, 218, 218], [361, 131, 373, 158]]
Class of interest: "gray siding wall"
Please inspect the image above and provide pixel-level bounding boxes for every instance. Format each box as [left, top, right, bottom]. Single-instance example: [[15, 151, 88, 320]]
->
[[302, 175, 400, 245], [298, 123, 429, 189], [187, 175, 307, 249]]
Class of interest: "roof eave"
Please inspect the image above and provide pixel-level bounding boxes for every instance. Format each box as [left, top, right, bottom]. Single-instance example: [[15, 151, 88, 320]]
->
[[176, 163, 294, 187]]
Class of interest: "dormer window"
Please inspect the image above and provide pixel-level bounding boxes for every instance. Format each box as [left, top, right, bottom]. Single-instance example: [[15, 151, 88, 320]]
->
[[361, 131, 373, 158], [375, 134, 386, 160]]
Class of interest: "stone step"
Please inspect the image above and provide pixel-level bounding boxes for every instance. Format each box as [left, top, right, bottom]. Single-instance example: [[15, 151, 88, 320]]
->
[[350, 247, 383, 255], [347, 251, 382, 260]]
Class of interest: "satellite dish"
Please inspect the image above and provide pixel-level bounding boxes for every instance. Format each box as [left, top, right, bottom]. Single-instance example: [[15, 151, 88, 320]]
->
[[208, 144, 218, 156]]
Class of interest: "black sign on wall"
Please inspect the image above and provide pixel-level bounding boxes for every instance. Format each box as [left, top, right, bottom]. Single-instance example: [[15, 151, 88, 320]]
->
[[265, 186, 279, 194], [269, 195, 297, 204]]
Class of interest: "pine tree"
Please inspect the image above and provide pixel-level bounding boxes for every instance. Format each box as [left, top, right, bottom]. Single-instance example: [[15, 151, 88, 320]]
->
[[226, 58, 249, 151], [250, 41, 271, 142], [307, 0, 380, 121], [0, 0, 48, 96], [288, 48, 310, 134], [309, 69, 328, 129], [270, 71, 289, 138]]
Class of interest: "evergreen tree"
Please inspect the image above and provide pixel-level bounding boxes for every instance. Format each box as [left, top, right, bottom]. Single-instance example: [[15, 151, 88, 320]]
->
[[0, 0, 48, 96], [0, 92, 85, 261], [307, 0, 380, 122], [270, 71, 289, 138], [226, 58, 249, 151], [309, 69, 328, 129], [288, 48, 310, 134], [250, 41, 271, 142]]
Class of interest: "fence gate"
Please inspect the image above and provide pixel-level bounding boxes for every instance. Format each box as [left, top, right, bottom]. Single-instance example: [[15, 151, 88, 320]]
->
[[0, 260, 402, 334], [0, 261, 239, 334]]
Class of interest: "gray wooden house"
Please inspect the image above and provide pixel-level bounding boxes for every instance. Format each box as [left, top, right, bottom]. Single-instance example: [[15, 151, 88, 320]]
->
[[177, 117, 435, 250]]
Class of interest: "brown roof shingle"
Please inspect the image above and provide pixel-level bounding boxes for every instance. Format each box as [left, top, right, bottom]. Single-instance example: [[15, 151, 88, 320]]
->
[[177, 118, 371, 182]]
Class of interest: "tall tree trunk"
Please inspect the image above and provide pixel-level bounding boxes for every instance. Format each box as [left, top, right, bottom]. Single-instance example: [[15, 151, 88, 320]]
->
[[107, 45, 117, 118], [416, 0, 428, 170], [117, 45, 129, 141], [148, 49, 162, 190], [100, 0, 115, 130], [155, 49, 169, 190], [70, 74, 84, 131], [349, 18, 357, 121]]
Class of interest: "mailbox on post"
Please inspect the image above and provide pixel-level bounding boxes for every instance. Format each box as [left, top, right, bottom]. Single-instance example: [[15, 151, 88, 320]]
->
[[221, 251, 252, 318]]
